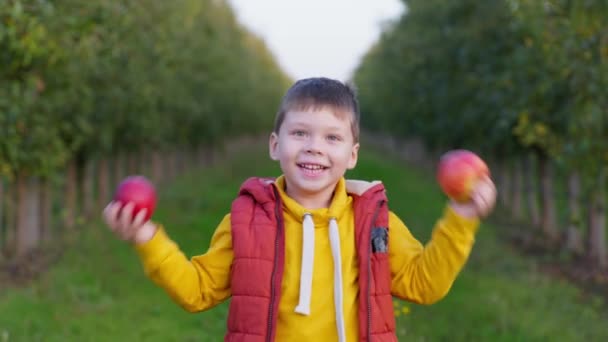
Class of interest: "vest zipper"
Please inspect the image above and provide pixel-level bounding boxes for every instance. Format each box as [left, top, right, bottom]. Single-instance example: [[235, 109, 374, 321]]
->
[[367, 200, 384, 342], [267, 189, 283, 342]]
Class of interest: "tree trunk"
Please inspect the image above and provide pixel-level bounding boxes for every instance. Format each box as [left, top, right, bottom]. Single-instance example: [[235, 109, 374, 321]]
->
[[83, 159, 96, 220], [186, 149, 195, 172], [523, 153, 540, 227], [176, 150, 185, 175], [114, 154, 125, 185], [511, 157, 524, 220], [200, 145, 210, 168], [499, 161, 511, 209], [39, 178, 52, 243], [16, 173, 41, 257], [588, 167, 607, 268], [565, 170, 583, 255], [206, 146, 216, 166], [127, 152, 138, 176], [538, 155, 558, 241], [0, 179, 4, 248], [3, 182, 17, 257], [152, 151, 163, 185], [139, 150, 151, 179], [0, 179, 4, 257], [178, 150, 186, 175], [196, 145, 206, 169], [170, 151, 178, 181], [98, 158, 110, 210], [64, 161, 78, 230]]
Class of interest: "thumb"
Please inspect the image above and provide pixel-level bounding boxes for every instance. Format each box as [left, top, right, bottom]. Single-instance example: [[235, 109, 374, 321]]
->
[[133, 222, 158, 245]]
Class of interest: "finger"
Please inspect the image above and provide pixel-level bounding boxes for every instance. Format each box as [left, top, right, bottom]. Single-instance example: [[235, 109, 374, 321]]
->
[[479, 180, 497, 207], [120, 202, 135, 226], [472, 190, 489, 216], [132, 208, 148, 228], [102, 201, 114, 223], [474, 176, 493, 191], [103, 201, 121, 230], [127, 209, 149, 241], [481, 176, 497, 197], [102, 202, 113, 224], [486, 186, 497, 211], [475, 182, 496, 216], [118, 202, 135, 238]]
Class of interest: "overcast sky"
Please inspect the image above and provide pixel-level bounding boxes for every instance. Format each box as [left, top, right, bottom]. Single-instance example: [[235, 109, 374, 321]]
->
[[227, 0, 405, 81]]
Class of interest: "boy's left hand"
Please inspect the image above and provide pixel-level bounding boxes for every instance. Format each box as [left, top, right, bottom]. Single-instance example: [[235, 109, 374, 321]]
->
[[448, 176, 497, 219]]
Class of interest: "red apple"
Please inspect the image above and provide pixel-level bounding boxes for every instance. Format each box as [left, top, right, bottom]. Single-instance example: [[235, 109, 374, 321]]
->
[[113, 176, 157, 222], [437, 150, 490, 202]]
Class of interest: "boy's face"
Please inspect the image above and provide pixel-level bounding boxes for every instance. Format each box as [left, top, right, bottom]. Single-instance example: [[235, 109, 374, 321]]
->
[[269, 107, 359, 202]]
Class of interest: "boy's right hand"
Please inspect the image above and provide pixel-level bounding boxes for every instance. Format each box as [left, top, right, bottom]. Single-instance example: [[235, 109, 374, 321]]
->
[[103, 201, 158, 245]]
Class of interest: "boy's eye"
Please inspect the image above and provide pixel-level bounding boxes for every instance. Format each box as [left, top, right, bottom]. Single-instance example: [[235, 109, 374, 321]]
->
[[327, 134, 342, 142], [292, 130, 307, 137]]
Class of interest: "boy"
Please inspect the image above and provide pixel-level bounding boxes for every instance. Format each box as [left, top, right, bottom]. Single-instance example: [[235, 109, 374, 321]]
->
[[103, 77, 496, 342]]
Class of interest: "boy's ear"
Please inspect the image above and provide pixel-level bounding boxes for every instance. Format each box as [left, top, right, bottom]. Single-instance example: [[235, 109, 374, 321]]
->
[[269, 132, 279, 161], [347, 143, 360, 169]]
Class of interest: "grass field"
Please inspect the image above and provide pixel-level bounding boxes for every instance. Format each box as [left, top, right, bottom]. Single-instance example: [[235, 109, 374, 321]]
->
[[0, 142, 606, 341]]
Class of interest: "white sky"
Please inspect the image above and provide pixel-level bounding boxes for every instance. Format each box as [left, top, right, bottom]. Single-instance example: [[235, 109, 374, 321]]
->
[[227, 0, 405, 81]]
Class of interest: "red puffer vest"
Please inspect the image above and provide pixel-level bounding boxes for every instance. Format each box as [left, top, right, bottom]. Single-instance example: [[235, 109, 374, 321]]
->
[[226, 177, 396, 342]]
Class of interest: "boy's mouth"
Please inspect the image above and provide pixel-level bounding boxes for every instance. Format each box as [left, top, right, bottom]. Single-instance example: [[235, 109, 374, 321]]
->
[[297, 163, 329, 176]]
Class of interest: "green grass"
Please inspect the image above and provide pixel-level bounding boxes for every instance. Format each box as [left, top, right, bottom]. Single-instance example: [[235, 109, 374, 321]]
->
[[0, 142, 606, 341]]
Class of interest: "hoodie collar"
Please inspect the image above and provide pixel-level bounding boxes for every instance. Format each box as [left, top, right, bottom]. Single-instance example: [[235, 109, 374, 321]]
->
[[274, 176, 352, 227]]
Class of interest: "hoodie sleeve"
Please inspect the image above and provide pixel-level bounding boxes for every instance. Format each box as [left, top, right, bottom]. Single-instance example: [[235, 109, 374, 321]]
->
[[134, 214, 234, 312], [388, 206, 479, 304]]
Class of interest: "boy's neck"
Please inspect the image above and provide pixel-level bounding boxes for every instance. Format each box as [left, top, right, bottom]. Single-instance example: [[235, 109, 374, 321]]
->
[[284, 185, 335, 210]]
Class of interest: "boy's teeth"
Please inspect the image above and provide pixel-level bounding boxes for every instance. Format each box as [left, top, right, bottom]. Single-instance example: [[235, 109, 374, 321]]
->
[[301, 164, 323, 170]]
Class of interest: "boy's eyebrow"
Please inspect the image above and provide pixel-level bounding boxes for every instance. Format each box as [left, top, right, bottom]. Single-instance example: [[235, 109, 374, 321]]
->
[[325, 125, 347, 131]]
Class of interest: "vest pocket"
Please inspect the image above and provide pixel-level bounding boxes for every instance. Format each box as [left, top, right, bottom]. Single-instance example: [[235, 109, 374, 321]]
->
[[371, 227, 388, 253]]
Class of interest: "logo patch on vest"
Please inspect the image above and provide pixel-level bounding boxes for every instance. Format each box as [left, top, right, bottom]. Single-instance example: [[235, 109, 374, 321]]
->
[[371, 227, 388, 253]]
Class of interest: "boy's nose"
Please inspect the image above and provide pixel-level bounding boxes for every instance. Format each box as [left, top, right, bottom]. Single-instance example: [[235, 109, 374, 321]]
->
[[306, 148, 322, 155], [305, 137, 324, 154]]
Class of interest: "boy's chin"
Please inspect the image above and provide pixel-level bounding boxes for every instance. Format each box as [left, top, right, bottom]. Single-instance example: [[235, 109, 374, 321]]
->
[[291, 177, 341, 192]]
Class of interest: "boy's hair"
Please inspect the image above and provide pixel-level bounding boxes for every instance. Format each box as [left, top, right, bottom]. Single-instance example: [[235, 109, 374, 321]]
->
[[273, 77, 360, 142]]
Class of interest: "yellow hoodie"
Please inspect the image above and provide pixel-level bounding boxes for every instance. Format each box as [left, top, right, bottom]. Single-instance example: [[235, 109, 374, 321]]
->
[[135, 176, 479, 341]]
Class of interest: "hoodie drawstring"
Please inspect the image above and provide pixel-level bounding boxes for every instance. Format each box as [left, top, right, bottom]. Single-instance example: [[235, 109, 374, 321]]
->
[[329, 218, 346, 342], [295, 213, 314, 315], [295, 215, 346, 342]]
